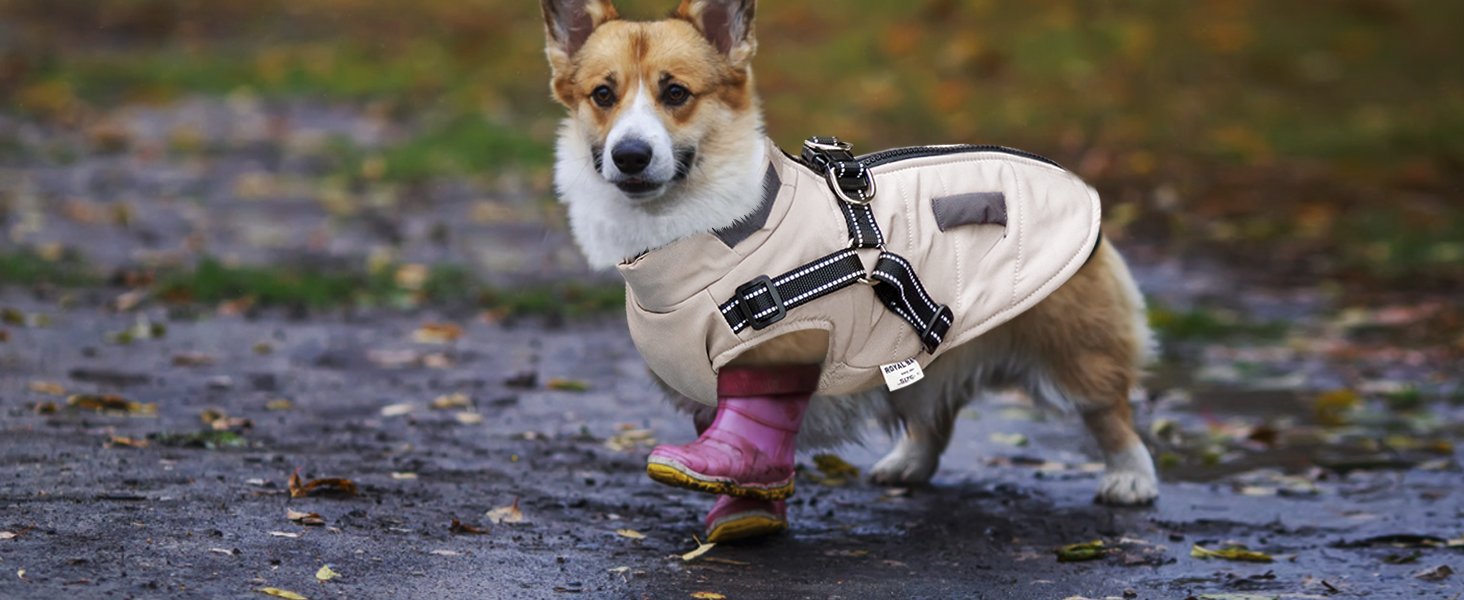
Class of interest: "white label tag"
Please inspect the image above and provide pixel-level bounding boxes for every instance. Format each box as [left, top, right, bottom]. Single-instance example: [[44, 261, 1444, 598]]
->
[[880, 358, 925, 391]]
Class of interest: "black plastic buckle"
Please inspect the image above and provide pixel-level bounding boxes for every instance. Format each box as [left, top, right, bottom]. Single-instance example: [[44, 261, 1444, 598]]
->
[[734, 275, 786, 330], [919, 305, 954, 353]]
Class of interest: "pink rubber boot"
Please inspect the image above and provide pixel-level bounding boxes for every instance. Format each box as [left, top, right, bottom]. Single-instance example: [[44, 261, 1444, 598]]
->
[[705, 495, 788, 542], [646, 364, 819, 500]]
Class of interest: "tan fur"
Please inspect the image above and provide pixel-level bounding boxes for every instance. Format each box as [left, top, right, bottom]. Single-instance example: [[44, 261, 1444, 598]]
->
[[547, 18, 751, 139]]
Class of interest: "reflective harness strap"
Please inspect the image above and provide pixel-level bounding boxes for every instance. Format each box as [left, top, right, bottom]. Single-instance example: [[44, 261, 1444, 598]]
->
[[718, 137, 960, 352]]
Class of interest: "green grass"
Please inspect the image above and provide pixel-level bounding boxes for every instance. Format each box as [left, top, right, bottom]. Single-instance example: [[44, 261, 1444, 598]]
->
[[0, 250, 100, 287], [1147, 303, 1289, 343], [0, 251, 623, 317]]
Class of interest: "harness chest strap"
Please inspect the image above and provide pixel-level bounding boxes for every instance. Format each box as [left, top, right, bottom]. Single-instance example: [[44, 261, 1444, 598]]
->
[[718, 137, 955, 354]]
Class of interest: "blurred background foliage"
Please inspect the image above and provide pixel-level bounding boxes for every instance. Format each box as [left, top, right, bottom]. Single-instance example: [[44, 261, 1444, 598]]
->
[[1, 0, 1461, 287]]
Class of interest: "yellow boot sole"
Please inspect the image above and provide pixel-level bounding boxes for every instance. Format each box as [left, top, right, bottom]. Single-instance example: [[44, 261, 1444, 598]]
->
[[707, 514, 788, 543], [645, 462, 794, 501]]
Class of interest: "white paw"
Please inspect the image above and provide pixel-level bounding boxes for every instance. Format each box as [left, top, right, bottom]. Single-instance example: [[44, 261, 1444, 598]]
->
[[1094, 444, 1159, 505], [1094, 470, 1159, 505], [868, 440, 940, 486]]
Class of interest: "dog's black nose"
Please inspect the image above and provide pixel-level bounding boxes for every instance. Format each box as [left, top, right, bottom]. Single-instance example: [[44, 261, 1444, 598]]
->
[[611, 139, 653, 175]]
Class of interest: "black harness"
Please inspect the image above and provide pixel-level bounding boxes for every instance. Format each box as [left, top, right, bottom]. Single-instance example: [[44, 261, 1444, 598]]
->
[[718, 136, 1096, 355]]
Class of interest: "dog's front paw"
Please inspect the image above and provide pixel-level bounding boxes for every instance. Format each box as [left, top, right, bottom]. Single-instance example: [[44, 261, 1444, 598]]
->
[[868, 440, 940, 486], [1094, 469, 1159, 505]]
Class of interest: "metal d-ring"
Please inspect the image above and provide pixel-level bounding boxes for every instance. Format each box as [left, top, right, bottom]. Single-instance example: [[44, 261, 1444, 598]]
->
[[825, 164, 877, 205]]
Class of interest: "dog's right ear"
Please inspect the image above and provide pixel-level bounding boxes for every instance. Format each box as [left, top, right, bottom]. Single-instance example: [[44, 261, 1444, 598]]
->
[[542, 0, 619, 75]]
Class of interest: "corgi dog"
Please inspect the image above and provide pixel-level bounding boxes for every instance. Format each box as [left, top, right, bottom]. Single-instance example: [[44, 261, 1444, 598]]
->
[[541, 0, 1158, 541]]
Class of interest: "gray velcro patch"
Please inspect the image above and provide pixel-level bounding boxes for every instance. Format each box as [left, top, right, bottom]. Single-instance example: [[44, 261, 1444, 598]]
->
[[931, 192, 1006, 232]]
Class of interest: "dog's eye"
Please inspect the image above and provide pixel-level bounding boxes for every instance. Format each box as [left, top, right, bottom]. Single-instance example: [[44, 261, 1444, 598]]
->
[[662, 84, 691, 106], [591, 85, 616, 108]]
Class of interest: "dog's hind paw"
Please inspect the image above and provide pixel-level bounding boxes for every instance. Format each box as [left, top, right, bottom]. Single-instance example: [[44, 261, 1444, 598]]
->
[[1094, 470, 1159, 505], [868, 440, 940, 486]]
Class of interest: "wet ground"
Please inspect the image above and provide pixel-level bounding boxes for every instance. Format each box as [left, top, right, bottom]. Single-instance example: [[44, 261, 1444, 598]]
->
[[4, 99, 1464, 599]]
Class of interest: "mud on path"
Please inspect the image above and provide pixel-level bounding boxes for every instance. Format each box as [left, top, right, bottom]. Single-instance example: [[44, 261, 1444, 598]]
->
[[2, 278, 1463, 600]]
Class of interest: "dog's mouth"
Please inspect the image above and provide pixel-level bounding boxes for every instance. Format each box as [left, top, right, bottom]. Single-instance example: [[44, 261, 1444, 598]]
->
[[592, 146, 697, 199]]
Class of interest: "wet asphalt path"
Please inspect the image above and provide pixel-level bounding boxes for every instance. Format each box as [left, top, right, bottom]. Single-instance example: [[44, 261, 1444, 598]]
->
[[2, 289, 1462, 600]]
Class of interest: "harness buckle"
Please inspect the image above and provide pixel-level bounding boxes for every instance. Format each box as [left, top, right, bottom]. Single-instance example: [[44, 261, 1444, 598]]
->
[[734, 275, 786, 330]]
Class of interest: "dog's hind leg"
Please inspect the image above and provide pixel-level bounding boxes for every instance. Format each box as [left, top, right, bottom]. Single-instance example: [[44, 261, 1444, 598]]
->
[[1014, 241, 1158, 505], [867, 372, 966, 486]]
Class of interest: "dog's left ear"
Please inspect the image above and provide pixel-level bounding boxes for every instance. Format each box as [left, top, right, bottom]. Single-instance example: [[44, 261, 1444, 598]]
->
[[673, 0, 756, 68]]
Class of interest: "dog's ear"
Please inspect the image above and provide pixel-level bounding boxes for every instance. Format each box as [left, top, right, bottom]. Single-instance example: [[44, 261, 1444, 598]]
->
[[673, 0, 756, 68], [542, 0, 619, 74]]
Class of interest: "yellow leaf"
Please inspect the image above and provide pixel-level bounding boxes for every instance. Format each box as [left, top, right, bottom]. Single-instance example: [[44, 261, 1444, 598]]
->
[[431, 393, 471, 410], [681, 537, 716, 562], [1190, 544, 1273, 563], [813, 453, 860, 477], [486, 497, 525, 524], [546, 378, 589, 392], [616, 529, 646, 539], [1054, 540, 1108, 562], [256, 588, 309, 600], [690, 593, 725, 599], [390, 472, 418, 480], [315, 565, 340, 582], [412, 322, 462, 344], [1314, 389, 1360, 427]]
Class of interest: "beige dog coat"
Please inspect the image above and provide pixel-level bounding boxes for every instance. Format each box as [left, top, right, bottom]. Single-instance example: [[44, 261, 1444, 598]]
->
[[618, 138, 1101, 406]]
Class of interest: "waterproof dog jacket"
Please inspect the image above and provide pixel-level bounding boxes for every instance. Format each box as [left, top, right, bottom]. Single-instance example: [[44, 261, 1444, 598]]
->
[[618, 137, 1101, 406]]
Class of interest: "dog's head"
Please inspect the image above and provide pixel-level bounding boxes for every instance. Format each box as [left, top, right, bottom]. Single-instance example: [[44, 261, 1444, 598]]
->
[[541, 0, 757, 202]]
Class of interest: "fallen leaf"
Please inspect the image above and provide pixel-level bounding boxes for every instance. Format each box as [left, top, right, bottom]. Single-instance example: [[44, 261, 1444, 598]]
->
[[690, 592, 725, 599], [486, 497, 526, 524], [1383, 551, 1423, 564], [503, 371, 537, 388], [449, 519, 490, 535], [603, 426, 656, 452], [1314, 389, 1360, 426], [32, 401, 58, 414], [368, 349, 420, 369], [990, 432, 1030, 446], [27, 381, 65, 395], [546, 377, 589, 392], [390, 472, 418, 480], [315, 565, 340, 582], [1190, 544, 1273, 563], [286, 509, 325, 526], [455, 412, 484, 425], [379, 403, 416, 417], [681, 537, 716, 561], [412, 323, 462, 344], [172, 353, 216, 367], [209, 547, 237, 555], [255, 588, 309, 599], [1415, 565, 1454, 581], [253, 342, 274, 354], [265, 399, 294, 411], [1055, 540, 1110, 562], [67, 394, 157, 416], [0, 525, 34, 540], [289, 477, 358, 498], [268, 531, 306, 539], [616, 529, 646, 539], [431, 393, 471, 410], [105, 436, 149, 448], [429, 549, 464, 556], [813, 453, 861, 478]]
